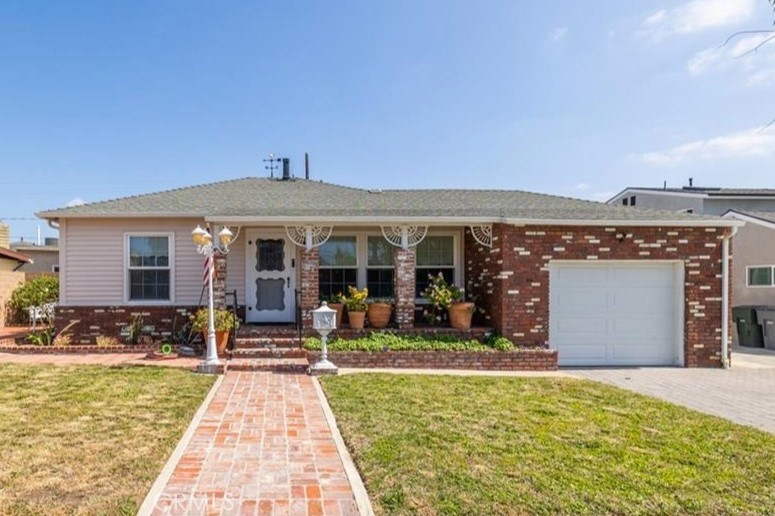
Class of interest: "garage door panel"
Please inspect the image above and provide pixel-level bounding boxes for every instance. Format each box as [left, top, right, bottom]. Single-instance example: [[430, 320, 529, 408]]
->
[[609, 288, 674, 313], [610, 266, 673, 286], [553, 289, 608, 313], [555, 317, 608, 335], [550, 262, 680, 367], [554, 266, 609, 285]]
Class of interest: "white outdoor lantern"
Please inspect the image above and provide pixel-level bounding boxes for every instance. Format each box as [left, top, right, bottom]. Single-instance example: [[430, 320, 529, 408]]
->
[[309, 302, 338, 374]]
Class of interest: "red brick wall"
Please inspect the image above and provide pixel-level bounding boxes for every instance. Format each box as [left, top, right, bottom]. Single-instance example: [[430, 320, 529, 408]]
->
[[307, 349, 558, 370], [394, 247, 416, 328], [466, 224, 729, 368], [299, 247, 319, 329], [55, 306, 197, 344]]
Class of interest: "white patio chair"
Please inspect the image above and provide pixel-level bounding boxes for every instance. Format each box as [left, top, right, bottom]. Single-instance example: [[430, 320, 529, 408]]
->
[[28, 302, 57, 330]]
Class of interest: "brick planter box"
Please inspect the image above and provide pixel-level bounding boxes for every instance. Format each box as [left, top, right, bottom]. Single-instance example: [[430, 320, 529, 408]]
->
[[306, 349, 558, 371], [0, 344, 181, 355]]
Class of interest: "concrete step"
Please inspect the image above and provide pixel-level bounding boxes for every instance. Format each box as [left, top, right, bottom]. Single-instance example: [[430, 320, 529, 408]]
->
[[229, 347, 307, 359], [227, 357, 309, 373], [234, 337, 302, 349]]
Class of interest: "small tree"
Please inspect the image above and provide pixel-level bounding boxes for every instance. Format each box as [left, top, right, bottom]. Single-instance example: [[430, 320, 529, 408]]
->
[[8, 276, 59, 323]]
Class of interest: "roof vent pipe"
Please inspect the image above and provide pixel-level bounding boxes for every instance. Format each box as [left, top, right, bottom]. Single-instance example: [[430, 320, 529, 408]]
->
[[305, 152, 310, 180], [689, 177, 693, 187], [282, 158, 290, 180]]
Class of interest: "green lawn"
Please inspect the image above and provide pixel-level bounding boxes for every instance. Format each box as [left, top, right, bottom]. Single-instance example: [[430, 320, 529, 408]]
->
[[0, 364, 215, 515], [321, 374, 775, 515]]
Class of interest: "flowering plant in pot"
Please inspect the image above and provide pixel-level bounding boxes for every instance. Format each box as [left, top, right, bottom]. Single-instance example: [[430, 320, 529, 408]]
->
[[366, 297, 393, 329], [189, 308, 240, 353], [321, 292, 345, 329], [421, 273, 475, 329], [343, 286, 368, 329]]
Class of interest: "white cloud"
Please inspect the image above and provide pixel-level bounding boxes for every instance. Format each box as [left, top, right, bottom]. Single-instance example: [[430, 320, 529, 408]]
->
[[637, 126, 775, 165], [687, 33, 775, 85], [550, 27, 568, 42], [574, 182, 590, 190], [642, 0, 755, 40], [66, 197, 85, 207]]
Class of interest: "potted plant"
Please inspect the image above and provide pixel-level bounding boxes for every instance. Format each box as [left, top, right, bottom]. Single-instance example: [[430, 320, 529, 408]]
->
[[344, 286, 368, 329], [421, 272, 475, 329], [189, 308, 240, 354], [367, 297, 393, 329], [324, 292, 346, 329]]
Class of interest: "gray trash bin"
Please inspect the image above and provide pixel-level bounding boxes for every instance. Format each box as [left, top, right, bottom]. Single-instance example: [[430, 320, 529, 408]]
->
[[755, 308, 775, 350]]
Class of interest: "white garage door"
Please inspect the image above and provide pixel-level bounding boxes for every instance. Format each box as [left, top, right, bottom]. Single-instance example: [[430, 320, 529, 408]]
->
[[549, 262, 682, 367]]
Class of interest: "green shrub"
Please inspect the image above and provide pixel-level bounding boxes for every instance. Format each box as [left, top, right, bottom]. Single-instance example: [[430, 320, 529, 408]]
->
[[303, 332, 512, 352], [8, 276, 59, 322]]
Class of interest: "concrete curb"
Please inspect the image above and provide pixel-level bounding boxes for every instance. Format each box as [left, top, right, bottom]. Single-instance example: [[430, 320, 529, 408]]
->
[[312, 377, 375, 516], [136, 374, 225, 516]]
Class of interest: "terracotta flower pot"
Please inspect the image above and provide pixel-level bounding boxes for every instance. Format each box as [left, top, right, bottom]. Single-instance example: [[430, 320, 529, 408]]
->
[[328, 303, 345, 329], [348, 311, 366, 329], [202, 330, 230, 354], [367, 303, 393, 329], [448, 302, 475, 330]]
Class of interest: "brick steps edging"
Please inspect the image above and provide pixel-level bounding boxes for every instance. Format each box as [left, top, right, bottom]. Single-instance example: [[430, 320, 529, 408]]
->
[[306, 349, 558, 371], [0, 344, 182, 355]]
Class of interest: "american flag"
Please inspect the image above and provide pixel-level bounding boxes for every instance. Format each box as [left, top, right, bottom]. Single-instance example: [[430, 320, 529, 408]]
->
[[203, 255, 214, 285]]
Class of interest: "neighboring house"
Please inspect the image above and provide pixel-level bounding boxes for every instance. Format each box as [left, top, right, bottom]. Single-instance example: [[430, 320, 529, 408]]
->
[[722, 211, 775, 309], [37, 176, 742, 367], [10, 238, 60, 273], [608, 185, 775, 215], [0, 247, 33, 272]]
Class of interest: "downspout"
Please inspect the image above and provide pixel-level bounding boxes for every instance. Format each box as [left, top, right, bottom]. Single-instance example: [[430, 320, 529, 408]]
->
[[721, 226, 739, 369]]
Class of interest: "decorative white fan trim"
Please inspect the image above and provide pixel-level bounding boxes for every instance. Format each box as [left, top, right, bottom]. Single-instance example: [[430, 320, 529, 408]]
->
[[285, 226, 333, 250], [470, 225, 493, 248], [380, 225, 428, 250]]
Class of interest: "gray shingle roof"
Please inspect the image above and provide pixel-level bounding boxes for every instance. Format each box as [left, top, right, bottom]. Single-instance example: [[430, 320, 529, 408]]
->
[[37, 177, 732, 224], [726, 210, 775, 225], [626, 187, 775, 197]]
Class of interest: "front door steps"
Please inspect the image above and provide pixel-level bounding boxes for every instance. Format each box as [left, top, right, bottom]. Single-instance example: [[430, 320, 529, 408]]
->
[[227, 326, 308, 373]]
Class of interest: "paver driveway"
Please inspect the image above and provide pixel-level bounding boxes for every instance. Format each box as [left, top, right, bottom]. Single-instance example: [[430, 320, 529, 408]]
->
[[569, 347, 775, 434]]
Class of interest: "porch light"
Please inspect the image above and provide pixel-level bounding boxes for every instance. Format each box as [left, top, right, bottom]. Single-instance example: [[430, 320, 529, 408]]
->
[[309, 302, 338, 375], [191, 223, 236, 374]]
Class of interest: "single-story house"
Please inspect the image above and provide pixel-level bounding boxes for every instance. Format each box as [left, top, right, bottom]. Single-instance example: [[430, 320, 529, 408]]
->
[[0, 247, 33, 272], [10, 238, 60, 274], [722, 210, 775, 310], [37, 176, 743, 367]]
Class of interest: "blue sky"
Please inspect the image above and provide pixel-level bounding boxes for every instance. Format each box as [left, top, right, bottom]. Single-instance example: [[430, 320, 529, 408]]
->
[[1, 0, 774, 242]]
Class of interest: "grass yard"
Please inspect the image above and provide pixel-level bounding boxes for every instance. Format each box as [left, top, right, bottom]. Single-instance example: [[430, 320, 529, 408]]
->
[[0, 364, 215, 515], [321, 374, 775, 515]]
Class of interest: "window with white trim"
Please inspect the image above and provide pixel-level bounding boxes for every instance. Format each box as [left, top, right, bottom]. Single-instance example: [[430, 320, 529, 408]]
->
[[319, 236, 357, 299], [747, 266, 775, 287], [127, 235, 171, 301], [415, 235, 455, 297], [366, 236, 394, 298]]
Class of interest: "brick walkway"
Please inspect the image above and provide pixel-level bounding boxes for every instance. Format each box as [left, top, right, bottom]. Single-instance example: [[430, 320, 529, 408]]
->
[[148, 372, 359, 515]]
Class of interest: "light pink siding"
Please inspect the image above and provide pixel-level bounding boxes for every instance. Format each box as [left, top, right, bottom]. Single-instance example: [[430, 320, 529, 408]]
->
[[62, 218, 205, 305]]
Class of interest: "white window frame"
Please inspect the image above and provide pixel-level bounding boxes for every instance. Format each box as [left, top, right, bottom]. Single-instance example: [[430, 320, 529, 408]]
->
[[124, 232, 175, 304], [414, 230, 463, 303], [746, 265, 775, 288], [319, 229, 463, 301]]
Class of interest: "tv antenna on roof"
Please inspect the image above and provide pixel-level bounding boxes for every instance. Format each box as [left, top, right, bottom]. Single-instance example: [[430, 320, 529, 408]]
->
[[263, 153, 281, 178]]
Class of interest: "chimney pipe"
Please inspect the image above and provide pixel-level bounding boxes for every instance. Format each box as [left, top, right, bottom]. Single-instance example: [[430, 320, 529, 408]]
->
[[689, 177, 693, 187], [305, 152, 310, 180], [282, 158, 290, 180]]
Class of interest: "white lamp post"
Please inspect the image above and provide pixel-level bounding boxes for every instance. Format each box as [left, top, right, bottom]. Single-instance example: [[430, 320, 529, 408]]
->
[[191, 224, 234, 374], [310, 302, 338, 375]]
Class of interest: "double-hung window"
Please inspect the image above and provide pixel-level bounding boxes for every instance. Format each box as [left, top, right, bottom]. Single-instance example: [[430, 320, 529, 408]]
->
[[366, 236, 394, 298], [747, 266, 775, 287], [415, 235, 455, 297], [319, 236, 358, 299], [127, 234, 172, 301]]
